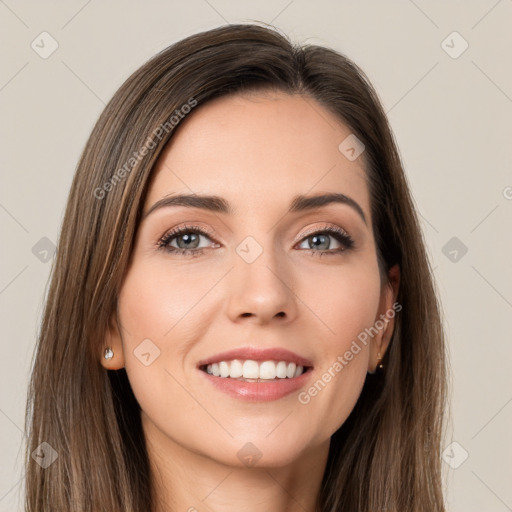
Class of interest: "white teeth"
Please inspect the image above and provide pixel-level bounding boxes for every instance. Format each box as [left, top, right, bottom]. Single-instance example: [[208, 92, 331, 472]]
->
[[229, 359, 243, 378], [219, 361, 230, 378], [242, 360, 259, 379], [276, 361, 288, 378], [204, 359, 308, 380], [259, 361, 276, 380]]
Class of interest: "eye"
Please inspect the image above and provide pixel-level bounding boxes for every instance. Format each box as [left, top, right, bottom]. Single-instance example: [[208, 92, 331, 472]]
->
[[157, 225, 218, 257], [157, 223, 355, 258], [296, 225, 355, 257]]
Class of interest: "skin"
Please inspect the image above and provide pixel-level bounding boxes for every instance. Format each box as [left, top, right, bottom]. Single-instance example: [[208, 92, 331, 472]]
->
[[102, 91, 400, 512]]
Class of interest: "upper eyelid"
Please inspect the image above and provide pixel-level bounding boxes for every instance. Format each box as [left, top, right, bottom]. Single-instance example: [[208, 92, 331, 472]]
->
[[298, 224, 350, 239]]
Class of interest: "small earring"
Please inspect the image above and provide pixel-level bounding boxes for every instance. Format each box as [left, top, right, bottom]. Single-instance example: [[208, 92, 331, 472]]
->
[[104, 347, 114, 360], [377, 352, 384, 370]]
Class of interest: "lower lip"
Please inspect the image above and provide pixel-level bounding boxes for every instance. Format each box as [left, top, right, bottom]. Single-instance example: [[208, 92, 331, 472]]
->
[[198, 368, 313, 402]]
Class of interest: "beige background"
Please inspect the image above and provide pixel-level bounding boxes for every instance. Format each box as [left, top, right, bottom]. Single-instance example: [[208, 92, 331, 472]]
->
[[1, 1, 511, 510]]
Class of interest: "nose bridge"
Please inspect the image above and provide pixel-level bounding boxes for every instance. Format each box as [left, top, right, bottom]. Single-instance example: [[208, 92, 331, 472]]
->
[[225, 232, 296, 323]]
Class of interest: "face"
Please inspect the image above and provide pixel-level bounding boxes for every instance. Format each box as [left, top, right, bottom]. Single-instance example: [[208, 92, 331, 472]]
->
[[102, 91, 399, 468]]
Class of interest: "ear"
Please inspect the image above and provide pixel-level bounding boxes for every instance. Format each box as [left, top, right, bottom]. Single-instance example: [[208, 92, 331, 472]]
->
[[100, 307, 126, 370], [368, 264, 400, 373]]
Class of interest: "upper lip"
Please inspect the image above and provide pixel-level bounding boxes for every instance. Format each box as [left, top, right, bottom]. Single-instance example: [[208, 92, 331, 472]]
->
[[197, 347, 314, 368]]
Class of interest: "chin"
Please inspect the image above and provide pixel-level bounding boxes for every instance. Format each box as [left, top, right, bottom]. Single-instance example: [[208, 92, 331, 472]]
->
[[204, 430, 317, 469]]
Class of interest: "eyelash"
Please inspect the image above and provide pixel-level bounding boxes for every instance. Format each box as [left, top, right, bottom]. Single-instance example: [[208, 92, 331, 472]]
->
[[156, 223, 355, 258]]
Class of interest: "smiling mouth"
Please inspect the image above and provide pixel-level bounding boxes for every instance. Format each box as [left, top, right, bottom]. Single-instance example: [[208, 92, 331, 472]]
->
[[199, 359, 313, 381]]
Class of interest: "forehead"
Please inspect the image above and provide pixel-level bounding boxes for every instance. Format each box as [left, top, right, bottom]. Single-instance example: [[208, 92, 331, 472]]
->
[[145, 91, 370, 219]]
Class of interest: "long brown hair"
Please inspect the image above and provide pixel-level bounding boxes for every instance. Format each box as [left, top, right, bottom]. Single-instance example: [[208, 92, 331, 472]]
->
[[25, 22, 448, 511]]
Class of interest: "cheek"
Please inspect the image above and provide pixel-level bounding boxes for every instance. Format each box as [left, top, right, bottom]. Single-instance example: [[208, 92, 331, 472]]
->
[[118, 261, 216, 342], [114, 263, 203, 404], [300, 258, 381, 352], [294, 261, 381, 437]]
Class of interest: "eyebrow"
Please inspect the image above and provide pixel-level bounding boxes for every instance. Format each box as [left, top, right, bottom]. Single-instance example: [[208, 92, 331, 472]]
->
[[143, 192, 367, 225]]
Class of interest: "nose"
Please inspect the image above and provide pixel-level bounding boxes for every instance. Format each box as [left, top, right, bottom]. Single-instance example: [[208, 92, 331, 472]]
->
[[224, 239, 298, 325]]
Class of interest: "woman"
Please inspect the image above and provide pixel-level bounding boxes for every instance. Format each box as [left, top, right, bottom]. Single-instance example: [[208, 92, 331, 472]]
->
[[25, 22, 448, 512]]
